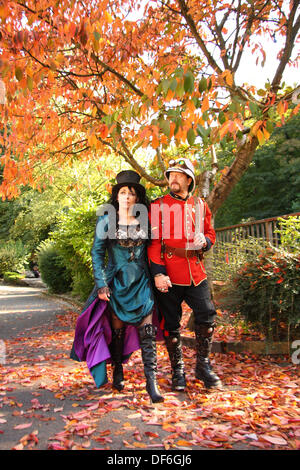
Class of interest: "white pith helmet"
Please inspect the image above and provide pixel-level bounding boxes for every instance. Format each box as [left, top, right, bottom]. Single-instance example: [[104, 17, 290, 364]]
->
[[165, 158, 196, 193]]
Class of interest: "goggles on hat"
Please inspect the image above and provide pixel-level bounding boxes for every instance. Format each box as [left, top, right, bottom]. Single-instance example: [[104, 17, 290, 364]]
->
[[168, 159, 189, 170]]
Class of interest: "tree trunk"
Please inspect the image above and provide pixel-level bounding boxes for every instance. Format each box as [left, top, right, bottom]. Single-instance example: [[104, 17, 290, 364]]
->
[[207, 136, 259, 215]]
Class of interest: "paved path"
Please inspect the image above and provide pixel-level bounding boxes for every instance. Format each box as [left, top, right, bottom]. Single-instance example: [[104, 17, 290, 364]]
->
[[0, 284, 88, 451], [0, 284, 74, 339]]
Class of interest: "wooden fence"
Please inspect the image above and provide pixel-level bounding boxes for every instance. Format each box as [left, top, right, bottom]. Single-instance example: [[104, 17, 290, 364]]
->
[[215, 212, 300, 248], [211, 212, 299, 280]]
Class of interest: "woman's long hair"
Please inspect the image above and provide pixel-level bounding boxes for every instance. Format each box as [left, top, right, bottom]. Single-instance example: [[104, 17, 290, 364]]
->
[[107, 184, 151, 242], [108, 184, 150, 211]]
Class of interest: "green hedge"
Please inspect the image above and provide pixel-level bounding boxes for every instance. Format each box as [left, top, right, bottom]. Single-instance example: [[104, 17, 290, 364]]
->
[[3, 271, 25, 285], [37, 241, 72, 294], [47, 201, 98, 300], [0, 240, 29, 275]]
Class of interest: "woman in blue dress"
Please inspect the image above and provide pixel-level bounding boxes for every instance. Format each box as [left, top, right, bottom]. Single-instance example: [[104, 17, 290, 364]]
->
[[71, 170, 164, 403]]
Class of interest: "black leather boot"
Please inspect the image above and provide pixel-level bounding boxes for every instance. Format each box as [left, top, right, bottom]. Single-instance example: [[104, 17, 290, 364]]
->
[[195, 323, 222, 389], [165, 330, 186, 391], [110, 327, 125, 391], [138, 324, 164, 403]]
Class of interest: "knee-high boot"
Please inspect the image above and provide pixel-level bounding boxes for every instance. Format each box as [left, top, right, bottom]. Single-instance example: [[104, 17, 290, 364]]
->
[[110, 327, 125, 391], [165, 330, 186, 391], [138, 324, 164, 403], [195, 323, 222, 389]]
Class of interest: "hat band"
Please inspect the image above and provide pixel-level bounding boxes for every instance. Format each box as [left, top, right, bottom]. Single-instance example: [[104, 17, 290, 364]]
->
[[168, 159, 190, 170]]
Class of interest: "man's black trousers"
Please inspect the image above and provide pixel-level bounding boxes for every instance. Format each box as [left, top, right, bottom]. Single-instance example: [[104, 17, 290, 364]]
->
[[154, 279, 216, 333]]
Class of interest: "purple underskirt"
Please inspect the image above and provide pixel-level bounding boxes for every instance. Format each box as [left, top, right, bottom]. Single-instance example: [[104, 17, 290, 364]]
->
[[72, 297, 163, 387]]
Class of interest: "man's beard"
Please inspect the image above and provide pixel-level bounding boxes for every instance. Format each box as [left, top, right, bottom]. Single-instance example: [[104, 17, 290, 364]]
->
[[170, 182, 181, 193]]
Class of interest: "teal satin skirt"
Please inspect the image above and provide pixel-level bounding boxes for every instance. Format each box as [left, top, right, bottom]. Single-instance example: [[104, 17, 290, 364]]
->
[[109, 262, 154, 324]]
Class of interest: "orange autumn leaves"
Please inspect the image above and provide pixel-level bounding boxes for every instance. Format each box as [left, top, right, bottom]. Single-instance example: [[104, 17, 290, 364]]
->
[[0, 0, 299, 200]]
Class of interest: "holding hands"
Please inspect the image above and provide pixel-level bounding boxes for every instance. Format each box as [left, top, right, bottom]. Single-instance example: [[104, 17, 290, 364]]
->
[[155, 274, 172, 293]]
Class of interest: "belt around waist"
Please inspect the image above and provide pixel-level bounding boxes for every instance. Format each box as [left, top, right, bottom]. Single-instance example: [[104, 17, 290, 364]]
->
[[164, 244, 204, 259]]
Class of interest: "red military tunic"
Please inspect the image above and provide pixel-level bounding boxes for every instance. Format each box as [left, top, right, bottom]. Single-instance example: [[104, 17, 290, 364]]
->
[[147, 193, 216, 286]]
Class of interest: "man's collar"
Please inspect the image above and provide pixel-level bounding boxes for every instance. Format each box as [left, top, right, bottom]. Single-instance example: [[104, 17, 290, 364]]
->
[[169, 191, 190, 201]]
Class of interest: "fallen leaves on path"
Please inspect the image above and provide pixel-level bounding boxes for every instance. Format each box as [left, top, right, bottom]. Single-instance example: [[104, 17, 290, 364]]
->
[[181, 302, 265, 342], [0, 308, 299, 450]]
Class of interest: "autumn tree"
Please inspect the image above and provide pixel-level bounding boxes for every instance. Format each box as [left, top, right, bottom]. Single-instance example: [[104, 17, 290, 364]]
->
[[215, 111, 300, 227], [0, 0, 299, 212]]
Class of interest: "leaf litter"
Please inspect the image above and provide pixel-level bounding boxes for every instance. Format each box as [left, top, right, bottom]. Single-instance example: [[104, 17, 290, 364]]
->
[[0, 308, 299, 450]]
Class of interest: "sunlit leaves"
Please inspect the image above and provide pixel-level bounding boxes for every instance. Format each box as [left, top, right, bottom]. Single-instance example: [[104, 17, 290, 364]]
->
[[14, 67, 23, 82], [198, 77, 208, 93], [187, 128, 196, 146], [183, 70, 195, 94], [158, 118, 171, 138], [0, 0, 298, 199]]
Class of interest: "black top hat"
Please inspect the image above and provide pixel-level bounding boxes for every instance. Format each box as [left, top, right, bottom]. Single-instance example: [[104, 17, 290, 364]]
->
[[112, 170, 146, 197]]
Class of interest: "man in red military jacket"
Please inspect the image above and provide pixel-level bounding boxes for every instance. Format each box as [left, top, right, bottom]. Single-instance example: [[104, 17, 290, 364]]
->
[[148, 158, 222, 391]]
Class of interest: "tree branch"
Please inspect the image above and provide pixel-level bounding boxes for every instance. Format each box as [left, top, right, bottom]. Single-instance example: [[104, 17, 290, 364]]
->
[[50, 139, 88, 156], [175, 0, 223, 74], [231, 13, 255, 73], [271, 1, 300, 91], [90, 52, 145, 98], [156, 148, 167, 174], [230, 0, 242, 69], [214, 14, 231, 70]]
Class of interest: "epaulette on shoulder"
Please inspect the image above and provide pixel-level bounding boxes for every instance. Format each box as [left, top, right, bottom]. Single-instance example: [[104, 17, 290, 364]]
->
[[151, 196, 164, 203], [192, 195, 205, 202]]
